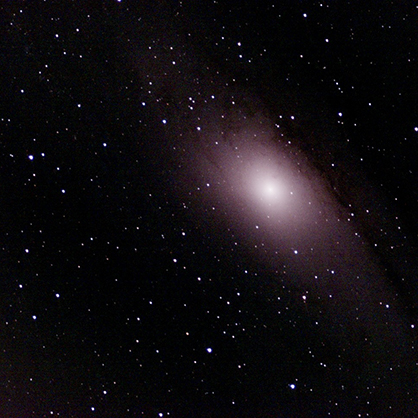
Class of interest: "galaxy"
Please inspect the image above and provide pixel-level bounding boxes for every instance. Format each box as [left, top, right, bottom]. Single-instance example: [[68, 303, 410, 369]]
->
[[2, 1, 418, 417]]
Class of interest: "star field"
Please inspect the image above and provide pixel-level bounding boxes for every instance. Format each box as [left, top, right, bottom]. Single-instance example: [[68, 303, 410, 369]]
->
[[1, 1, 418, 417]]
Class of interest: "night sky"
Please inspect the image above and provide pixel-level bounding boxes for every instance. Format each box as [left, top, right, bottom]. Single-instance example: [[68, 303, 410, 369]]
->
[[2, 1, 418, 417]]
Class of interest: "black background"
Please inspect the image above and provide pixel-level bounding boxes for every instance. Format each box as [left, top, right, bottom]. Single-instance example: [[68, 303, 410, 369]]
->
[[1, 1, 418, 417]]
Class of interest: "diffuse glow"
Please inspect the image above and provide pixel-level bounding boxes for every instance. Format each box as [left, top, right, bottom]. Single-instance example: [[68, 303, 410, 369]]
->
[[194, 119, 328, 247], [247, 162, 290, 208], [188, 112, 352, 278]]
